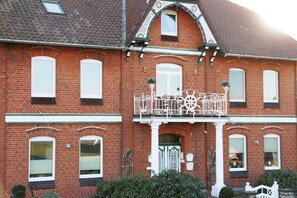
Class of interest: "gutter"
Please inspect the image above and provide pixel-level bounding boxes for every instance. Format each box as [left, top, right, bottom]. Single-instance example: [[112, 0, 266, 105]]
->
[[130, 46, 202, 56], [0, 39, 125, 50], [224, 52, 297, 62]]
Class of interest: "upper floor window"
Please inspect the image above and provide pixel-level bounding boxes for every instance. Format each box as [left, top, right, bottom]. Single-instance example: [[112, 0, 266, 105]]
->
[[31, 56, 56, 98], [156, 64, 182, 96], [229, 134, 247, 171], [42, 0, 65, 14], [80, 136, 103, 178], [161, 10, 177, 36], [29, 136, 55, 181], [263, 70, 278, 103], [229, 68, 245, 102], [264, 134, 280, 170], [80, 59, 102, 99]]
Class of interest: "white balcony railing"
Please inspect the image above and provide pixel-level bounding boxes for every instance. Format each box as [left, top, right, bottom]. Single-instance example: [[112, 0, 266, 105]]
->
[[134, 89, 227, 117]]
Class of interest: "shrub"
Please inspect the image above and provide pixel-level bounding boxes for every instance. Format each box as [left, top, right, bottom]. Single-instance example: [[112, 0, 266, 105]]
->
[[11, 184, 26, 198], [150, 170, 206, 198], [42, 190, 60, 198], [256, 169, 297, 190], [219, 186, 234, 198], [95, 175, 150, 198], [94, 170, 206, 198]]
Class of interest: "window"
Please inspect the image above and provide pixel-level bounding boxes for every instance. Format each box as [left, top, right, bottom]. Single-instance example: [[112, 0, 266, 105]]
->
[[156, 64, 182, 96], [263, 70, 279, 103], [229, 68, 245, 102], [31, 56, 56, 98], [42, 1, 65, 14], [80, 136, 103, 178], [229, 134, 246, 171], [80, 59, 102, 100], [29, 137, 55, 181], [161, 10, 177, 36], [264, 134, 280, 170]]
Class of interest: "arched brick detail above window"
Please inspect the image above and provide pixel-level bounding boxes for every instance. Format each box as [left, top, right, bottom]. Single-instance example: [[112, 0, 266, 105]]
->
[[26, 126, 61, 138], [27, 46, 60, 58], [76, 126, 107, 137]]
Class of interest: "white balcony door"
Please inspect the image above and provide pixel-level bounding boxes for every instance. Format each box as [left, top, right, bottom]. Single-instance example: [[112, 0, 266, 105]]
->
[[156, 64, 182, 96]]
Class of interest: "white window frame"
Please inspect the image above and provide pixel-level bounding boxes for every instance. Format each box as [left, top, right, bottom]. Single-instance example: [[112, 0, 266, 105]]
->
[[42, 1, 65, 14], [161, 10, 178, 36], [264, 134, 281, 170], [80, 59, 103, 99], [229, 68, 246, 102], [31, 56, 56, 98], [156, 63, 182, 96], [79, 135, 103, 178], [29, 136, 55, 182], [263, 70, 279, 103], [229, 134, 247, 172]]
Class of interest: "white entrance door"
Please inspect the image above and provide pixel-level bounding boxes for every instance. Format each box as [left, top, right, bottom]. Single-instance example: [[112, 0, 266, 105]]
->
[[159, 145, 181, 172], [156, 64, 182, 96]]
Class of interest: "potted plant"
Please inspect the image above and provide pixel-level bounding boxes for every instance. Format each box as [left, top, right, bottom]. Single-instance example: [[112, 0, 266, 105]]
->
[[147, 78, 156, 92], [221, 80, 230, 93]]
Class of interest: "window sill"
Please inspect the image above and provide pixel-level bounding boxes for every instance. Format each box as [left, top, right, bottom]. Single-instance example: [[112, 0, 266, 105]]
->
[[81, 98, 103, 105], [230, 171, 248, 178], [31, 97, 56, 104], [161, 35, 178, 42], [264, 102, 280, 108], [79, 177, 103, 186], [230, 102, 247, 108], [28, 180, 55, 190]]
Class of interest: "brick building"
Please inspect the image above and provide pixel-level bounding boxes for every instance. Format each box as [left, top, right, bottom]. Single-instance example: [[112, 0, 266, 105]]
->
[[0, 0, 297, 197]]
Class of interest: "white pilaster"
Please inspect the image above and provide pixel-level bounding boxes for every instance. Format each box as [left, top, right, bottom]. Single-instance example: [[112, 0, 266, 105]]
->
[[150, 121, 161, 176], [211, 122, 226, 197]]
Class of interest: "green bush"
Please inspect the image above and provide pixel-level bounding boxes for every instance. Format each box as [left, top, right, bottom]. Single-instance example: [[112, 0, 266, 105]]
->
[[256, 169, 297, 190], [11, 184, 26, 198], [219, 186, 234, 198], [95, 175, 150, 198], [150, 170, 205, 198], [42, 190, 60, 198], [94, 170, 206, 198]]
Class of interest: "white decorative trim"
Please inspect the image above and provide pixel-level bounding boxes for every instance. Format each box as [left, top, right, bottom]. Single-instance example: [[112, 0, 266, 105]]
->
[[77, 126, 108, 132], [134, 116, 229, 124], [6, 114, 122, 124], [261, 126, 284, 131], [228, 116, 296, 124], [226, 126, 250, 131]]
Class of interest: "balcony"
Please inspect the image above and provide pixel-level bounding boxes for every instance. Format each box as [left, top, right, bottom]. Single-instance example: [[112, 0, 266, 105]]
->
[[134, 89, 227, 118]]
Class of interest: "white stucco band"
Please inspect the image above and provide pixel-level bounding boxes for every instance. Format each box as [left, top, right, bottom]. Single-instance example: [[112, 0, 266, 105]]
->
[[5, 113, 122, 124]]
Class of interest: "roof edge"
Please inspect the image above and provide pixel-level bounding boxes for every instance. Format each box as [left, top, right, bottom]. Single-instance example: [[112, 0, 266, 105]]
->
[[0, 39, 125, 50], [224, 52, 297, 62]]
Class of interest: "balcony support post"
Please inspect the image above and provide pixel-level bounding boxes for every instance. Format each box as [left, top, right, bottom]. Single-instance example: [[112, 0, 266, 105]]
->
[[211, 122, 226, 197]]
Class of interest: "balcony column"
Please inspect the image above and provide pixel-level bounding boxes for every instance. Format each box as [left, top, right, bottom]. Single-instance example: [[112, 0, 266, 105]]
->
[[211, 122, 226, 197], [150, 121, 161, 176]]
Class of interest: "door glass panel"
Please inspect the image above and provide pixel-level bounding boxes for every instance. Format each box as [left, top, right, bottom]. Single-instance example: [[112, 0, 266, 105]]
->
[[170, 75, 181, 95], [156, 74, 167, 96]]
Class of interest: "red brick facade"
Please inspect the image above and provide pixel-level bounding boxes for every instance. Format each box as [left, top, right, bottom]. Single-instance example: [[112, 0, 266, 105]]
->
[[0, 6, 296, 198]]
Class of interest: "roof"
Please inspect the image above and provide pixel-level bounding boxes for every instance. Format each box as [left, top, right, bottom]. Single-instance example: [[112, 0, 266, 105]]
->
[[198, 0, 297, 61], [0, 0, 123, 48], [0, 0, 297, 60]]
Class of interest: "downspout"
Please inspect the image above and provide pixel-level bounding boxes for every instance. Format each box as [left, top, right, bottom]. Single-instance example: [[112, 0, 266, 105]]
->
[[119, 0, 126, 175]]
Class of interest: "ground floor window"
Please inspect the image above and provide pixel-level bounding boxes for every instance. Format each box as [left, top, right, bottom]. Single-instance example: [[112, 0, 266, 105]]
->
[[80, 136, 103, 178], [264, 134, 280, 170], [229, 134, 246, 171], [29, 136, 55, 181]]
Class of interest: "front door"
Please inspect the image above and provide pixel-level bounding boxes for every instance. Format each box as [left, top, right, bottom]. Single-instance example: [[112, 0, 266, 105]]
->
[[159, 134, 181, 172]]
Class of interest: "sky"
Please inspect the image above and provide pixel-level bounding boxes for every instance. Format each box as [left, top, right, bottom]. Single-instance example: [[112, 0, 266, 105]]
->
[[229, 0, 297, 40]]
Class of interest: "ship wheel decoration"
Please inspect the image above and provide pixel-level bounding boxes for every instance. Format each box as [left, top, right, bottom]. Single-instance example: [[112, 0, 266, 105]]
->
[[182, 90, 199, 114]]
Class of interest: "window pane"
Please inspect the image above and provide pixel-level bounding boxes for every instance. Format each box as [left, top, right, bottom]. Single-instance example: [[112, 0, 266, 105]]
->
[[43, 2, 64, 14], [229, 138, 245, 169], [30, 141, 53, 178], [81, 61, 102, 98], [263, 71, 278, 102], [32, 58, 55, 97], [156, 74, 167, 96], [80, 139, 101, 175], [162, 12, 177, 35], [229, 69, 245, 101], [264, 137, 279, 167]]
